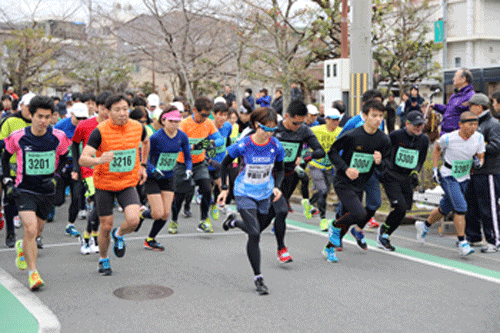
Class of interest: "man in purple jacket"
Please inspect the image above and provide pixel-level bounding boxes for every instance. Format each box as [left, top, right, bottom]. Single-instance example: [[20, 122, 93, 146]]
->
[[431, 68, 475, 135]]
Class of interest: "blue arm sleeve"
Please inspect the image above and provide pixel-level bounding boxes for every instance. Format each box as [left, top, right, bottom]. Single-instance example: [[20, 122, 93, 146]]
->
[[209, 130, 224, 147]]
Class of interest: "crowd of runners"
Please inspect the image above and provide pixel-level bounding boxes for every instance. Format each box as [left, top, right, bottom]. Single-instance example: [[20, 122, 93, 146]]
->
[[2, 67, 500, 295]]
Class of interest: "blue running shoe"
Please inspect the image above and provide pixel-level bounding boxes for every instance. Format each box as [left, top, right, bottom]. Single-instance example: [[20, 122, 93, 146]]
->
[[321, 246, 338, 263], [111, 228, 126, 258], [65, 224, 81, 237], [98, 258, 112, 276], [350, 227, 367, 250], [328, 223, 342, 247]]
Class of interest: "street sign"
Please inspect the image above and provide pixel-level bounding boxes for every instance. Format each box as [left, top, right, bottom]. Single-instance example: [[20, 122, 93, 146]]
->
[[435, 20, 443, 43]]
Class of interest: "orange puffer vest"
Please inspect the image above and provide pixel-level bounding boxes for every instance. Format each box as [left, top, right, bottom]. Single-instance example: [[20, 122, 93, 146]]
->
[[93, 119, 143, 191]]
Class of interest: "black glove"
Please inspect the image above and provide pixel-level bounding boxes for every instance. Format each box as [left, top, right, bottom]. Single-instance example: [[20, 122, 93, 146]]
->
[[410, 171, 419, 188], [3, 177, 19, 200], [193, 138, 208, 151], [152, 167, 165, 180]]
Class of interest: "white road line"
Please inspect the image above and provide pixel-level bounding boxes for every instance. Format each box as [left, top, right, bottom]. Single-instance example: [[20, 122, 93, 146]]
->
[[286, 223, 500, 286], [0, 267, 61, 333]]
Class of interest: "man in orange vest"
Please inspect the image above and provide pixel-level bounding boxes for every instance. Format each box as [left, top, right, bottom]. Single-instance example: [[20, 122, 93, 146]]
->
[[79, 94, 150, 276]]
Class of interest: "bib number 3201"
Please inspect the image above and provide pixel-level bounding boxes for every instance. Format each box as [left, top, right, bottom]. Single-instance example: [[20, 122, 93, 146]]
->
[[109, 149, 136, 173], [25, 151, 56, 176]]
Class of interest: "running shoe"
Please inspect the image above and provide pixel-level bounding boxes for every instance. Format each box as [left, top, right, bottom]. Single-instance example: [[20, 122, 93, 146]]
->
[[80, 236, 90, 255], [36, 237, 43, 250], [14, 216, 21, 229], [377, 233, 395, 251], [98, 258, 112, 276], [350, 228, 367, 250], [302, 199, 312, 219], [5, 233, 15, 248], [15, 239, 27, 271], [89, 237, 99, 253], [168, 221, 178, 234], [311, 208, 319, 216], [197, 218, 214, 233], [480, 243, 498, 253], [111, 227, 126, 258], [182, 209, 192, 218], [321, 246, 338, 263], [254, 277, 269, 295], [458, 241, 475, 256], [277, 247, 293, 263], [415, 221, 429, 243], [328, 223, 342, 247], [144, 239, 165, 251], [29, 270, 44, 291], [222, 213, 237, 231], [46, 207, 55, 222], [287, 201, 294, 213], [78, 210, 87, 220], [366, 217, 379, 229], [65, 224, 81, 237], [319, 218, 329, 232], [210, 204, 220, 220]]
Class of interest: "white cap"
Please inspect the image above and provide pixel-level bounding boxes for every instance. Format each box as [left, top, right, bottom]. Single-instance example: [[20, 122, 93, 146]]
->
[[70, 102, 89, 118], [147, 94, 160, 107], [19, 92, 36, 106], [325, 108, 341, 119], [307, 104, 319, 115], [214, 96, 227, 105], [171, 101, 185, 112]]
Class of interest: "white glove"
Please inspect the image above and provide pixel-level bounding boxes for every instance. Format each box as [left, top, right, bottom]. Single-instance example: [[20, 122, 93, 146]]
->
[[294, 165, 306, 178], [184, 170, 193, 180], [432, 167, 440, 184]]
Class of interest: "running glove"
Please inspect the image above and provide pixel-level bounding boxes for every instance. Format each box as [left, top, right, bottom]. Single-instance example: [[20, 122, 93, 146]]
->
[[432, 167, 440, 184], [410, 171, 419, 188], [472, 156, 482, 169], [294, 165, 306, 178]]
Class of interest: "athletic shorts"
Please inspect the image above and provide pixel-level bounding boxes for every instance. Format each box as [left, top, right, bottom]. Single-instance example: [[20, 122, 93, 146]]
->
[[235, 196, 271, 215], [95, 187, 140, 217], [15, 191, 55, 221], [145, 177, 173, 195], [173, 161, 209, 193]]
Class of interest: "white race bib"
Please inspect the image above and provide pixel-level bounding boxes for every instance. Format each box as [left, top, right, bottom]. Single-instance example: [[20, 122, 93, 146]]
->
[[243, 164, 273, 185]]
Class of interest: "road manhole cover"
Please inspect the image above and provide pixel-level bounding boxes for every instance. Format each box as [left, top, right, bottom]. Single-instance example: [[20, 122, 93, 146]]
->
[[113, 285, 173, 301]]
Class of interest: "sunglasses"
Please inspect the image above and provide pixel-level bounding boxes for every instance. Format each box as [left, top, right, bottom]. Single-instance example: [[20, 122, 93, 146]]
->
[[258, 122, 277, 132], [200, 112, 210, 118], [76, 117, 87, 121], [291, 120, 302, 126]]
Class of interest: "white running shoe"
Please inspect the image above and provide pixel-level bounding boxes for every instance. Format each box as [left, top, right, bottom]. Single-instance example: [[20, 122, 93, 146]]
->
[[80, 237, 90, 255], [458, 241, 474, 256], [78, 210, 87, 220], [89, 237, 99, 253], [415, 221, 429, 243]]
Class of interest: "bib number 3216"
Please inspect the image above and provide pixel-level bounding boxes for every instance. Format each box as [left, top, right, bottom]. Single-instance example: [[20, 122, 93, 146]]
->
[[109, 149, 136, 173]]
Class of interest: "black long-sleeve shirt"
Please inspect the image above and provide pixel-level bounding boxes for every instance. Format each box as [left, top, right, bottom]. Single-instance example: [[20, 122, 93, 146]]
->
[[387, 128, 429, 176]]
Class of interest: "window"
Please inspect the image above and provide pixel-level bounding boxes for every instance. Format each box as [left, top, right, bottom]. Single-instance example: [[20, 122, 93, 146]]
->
[[326, 64, 330, 78], [455, 57, 461, 68], [333, 64, 337, 77]]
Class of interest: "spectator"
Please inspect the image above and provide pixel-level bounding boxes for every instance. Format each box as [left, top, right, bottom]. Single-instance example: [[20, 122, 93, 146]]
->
[[244, 88, 255, 110], [223, 85, 236, 106], [1, 94, 13, 117], [396, 91, 409, 126], [21, 87, 29, 96], [256, 88, 271, 108], [385, 94, 398, 133], [237, 98, 253, 134], [271, 89, 283, 115], [6, 87, 19, 100], [403, 85, 424, 127], [316, 103, 326, 125], [290, 82, 304, 102], [431, 68, 475, 135], [491, 90, 500, 119]]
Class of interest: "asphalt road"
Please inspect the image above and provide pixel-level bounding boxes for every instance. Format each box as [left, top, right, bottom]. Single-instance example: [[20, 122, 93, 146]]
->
[[1, 200, 500, 333]]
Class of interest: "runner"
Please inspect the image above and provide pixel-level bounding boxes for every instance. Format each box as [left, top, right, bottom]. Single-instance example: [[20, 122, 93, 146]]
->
[[266, 99, 325, 262], [217, 107, 284, 295], [415, 112, 484, 256], [323, 99, 391, 263], [141, 106, 191, 246], [3, 95, 71, 290], [71, 91, 112, 255], [0, 92, 34, 248], [308, 108, 342, 231], [170, 96, 224, 233], [378, 111, 429, 251], [79, 94, 149, 276]]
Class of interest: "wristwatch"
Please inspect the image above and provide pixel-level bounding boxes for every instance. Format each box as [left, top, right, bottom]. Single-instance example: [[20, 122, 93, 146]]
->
[[140, 163, 147, 167]]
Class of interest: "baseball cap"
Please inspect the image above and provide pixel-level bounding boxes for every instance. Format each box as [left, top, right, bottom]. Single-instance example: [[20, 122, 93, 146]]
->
[[406, 111, 425, 126], [20, 92, 36, 106], [324, 108, 341, 119], [306, 104, 319, 115], [468, 93, 490, 107], [162, 110, 182, 121], [171, 101, 185, 112], [214, 96, 227, 105], [147, 94, 160, 107], [70, 102, 89, 118]]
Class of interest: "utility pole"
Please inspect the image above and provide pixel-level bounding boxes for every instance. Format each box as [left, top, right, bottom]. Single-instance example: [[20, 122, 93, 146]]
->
[[349, 0, 373, 115], [341, 0, 349, 59]]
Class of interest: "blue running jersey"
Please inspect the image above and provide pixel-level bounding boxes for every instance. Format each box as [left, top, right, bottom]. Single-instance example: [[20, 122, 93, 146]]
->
[[226, 135, 285, 201]]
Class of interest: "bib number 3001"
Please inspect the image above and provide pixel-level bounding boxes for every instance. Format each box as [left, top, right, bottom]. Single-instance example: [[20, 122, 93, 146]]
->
[[109, 149, 136, 173], [25, 151, 56, 176]]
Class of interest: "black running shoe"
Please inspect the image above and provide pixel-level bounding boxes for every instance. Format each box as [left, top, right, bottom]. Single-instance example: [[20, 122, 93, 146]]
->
[[377, 234, 395, 251], [111, 227, 126, 258], [144, 239, 165, 251], [36, 237, 43, 249], [5, 233, 15, 248], [222, 213, 237, 231], [98, 258, 112, 276], [254, 277, 269, 295], [350, 228, 367, 250], [183, 209, 192, 218]]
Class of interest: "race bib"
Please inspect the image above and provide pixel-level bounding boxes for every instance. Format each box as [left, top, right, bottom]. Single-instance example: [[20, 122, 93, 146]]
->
[[109, 148, 136, 173], [25, 151, 56, 176], [243, 164, 273, 185], [395, 147, 419, 169], [188, 138, 204, 155], [451, 159, 473, 179], [156, 152, 179, 172], [349, 152, 373, 173], [281, 141, 300, 163]]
